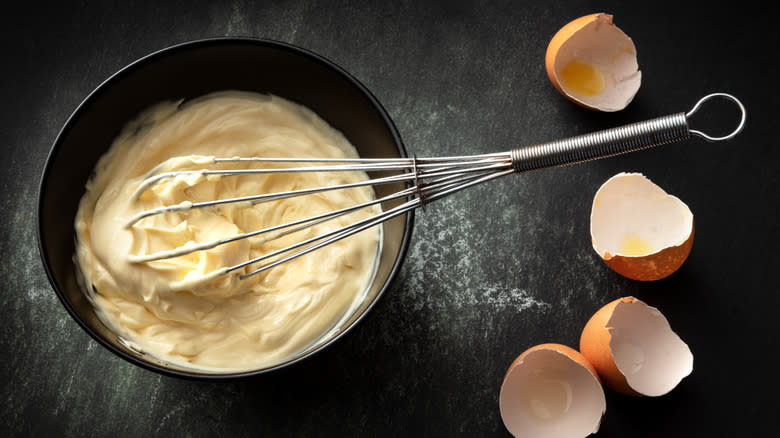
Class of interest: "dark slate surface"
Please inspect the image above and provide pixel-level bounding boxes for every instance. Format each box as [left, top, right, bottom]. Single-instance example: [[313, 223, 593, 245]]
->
[[2, 1, 778, 436]]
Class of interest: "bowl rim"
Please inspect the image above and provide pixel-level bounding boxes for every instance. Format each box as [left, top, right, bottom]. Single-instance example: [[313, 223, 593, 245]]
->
[[36, 36, 414, 380]]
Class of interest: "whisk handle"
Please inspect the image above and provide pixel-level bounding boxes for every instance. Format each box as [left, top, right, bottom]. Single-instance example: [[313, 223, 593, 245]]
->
[[510, 93, 746, 173]]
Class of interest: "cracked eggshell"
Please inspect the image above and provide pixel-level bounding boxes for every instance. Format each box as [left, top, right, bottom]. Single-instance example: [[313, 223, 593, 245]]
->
[[545, 13, 641, 111], [590, 172, 694, 281], [579, 297, 693, 397], [500, 343, 606, 438]]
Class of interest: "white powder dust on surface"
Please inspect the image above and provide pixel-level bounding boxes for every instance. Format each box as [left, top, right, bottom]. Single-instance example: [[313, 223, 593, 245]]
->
[[395, 192, 552, 328], [215, 0, 306, 44]]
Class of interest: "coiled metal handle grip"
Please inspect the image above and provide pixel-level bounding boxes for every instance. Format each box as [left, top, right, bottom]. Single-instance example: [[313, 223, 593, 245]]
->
[[510, 93, 746, 173]]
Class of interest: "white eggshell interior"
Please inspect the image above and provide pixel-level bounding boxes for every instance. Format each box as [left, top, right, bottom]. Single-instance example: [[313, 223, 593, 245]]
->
[[554, 15, 641, 111], [500, 349, 606, 437], [590, 173, 693, 257], [608, 299, 693, 396]]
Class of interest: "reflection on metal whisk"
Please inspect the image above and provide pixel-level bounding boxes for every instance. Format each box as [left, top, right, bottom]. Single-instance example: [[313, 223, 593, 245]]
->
[[126, 93, 745, 280]]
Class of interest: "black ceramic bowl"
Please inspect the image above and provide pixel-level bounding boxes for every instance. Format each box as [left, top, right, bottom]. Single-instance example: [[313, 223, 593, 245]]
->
[[37, 38, 413, 378]]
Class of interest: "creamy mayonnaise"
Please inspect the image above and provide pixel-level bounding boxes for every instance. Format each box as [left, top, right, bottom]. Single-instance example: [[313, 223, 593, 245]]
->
[[75, 92, 380, 371]]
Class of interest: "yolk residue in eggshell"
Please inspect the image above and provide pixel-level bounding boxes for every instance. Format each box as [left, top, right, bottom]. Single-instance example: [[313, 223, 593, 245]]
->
[[618, 233, 656, 256], [559, 60, 605, 97]]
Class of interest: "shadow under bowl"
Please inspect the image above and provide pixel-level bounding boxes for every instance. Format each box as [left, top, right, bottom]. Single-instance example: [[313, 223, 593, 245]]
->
[[37, 38, 413, 379]]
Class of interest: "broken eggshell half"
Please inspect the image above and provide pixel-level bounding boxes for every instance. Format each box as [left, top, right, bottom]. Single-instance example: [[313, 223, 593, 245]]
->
[[545, 13, 641, 111], [579, 297, 693, 397], [590, 172, 694, 281], [499, 343, 606, 437]]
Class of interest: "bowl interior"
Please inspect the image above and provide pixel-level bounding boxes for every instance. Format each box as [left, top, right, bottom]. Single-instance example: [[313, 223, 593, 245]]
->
[[38, 38, 412, 378]]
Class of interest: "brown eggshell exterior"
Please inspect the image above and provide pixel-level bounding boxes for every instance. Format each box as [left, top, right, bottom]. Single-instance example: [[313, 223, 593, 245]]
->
[[579, 297, 643, 396], [505, 343, 601, 384], [545, 13, 612, 108], [601, 224, 694, 281]]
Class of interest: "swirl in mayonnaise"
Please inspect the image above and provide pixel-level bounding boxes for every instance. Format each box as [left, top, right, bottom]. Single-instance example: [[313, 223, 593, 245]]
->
[[75, 92, 380, 371]]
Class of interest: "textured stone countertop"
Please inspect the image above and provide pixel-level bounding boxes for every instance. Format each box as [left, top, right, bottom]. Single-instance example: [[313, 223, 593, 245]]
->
[[2, 1, 777, 436]]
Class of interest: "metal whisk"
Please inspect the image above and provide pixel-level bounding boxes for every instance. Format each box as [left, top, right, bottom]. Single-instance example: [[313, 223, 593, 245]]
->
[[126, 93, 745, 281]]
